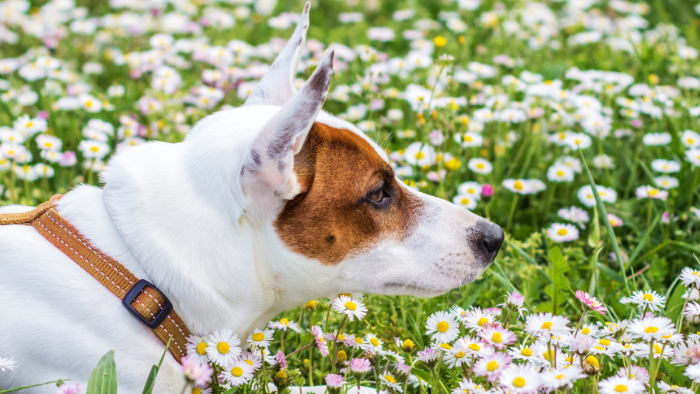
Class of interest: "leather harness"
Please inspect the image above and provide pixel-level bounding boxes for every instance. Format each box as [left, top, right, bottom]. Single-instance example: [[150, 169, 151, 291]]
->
[[0, 195, 191, 362]]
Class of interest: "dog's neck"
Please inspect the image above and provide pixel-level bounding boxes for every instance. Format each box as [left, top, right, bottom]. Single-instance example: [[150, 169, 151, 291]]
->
[[81, 123, 346, 337]]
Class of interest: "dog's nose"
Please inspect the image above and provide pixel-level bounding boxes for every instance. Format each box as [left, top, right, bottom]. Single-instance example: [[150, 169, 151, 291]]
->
[[475, 220, 504, 262]]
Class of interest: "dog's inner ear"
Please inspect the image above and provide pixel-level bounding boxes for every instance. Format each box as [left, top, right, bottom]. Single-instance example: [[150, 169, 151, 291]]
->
[[241, 48, 334, 205]]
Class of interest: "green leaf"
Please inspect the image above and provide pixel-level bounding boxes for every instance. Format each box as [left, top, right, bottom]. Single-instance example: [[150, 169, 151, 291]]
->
[[505, 239, 538, 266], [544, 246, 570, 314], [142, 337, 172, 394], [87, 351, 117, 394], [596, 262, 624, 283], [587, 207, 600, 249], [411, 368, 432, 384], [666, 282, 686, 324]]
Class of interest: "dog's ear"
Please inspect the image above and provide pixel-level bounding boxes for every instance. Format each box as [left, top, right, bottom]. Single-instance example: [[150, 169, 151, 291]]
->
[[242, 47, 334, 202], [244, 2, 310, 107]]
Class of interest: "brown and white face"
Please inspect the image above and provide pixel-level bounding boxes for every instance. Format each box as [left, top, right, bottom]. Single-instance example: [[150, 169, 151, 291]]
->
[[238, 3, 503, 297]]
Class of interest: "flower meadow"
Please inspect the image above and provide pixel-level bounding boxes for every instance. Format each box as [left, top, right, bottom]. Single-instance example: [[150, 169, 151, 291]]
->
[[2, 0, 700, 392]]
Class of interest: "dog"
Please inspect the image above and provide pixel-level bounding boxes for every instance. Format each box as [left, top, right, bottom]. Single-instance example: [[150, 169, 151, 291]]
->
[[0, 4, 503, 392]]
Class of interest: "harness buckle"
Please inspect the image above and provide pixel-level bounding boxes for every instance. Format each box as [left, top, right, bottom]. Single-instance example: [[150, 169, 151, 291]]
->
[[122, 279, 173, 329]]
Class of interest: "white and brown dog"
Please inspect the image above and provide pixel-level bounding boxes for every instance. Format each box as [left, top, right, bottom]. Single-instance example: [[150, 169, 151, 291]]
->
[[0, 4, 503, 392]]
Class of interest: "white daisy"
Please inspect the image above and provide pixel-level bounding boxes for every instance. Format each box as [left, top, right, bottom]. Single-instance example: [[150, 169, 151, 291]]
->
[[627, 316, 675, 342], [651, 159, 681, 173], [498, 365, 541, 393], [598, 375, 645, 394], [525, 313, 571, 338], [331, 295, 368, 321], [547, 223, 579, 243], [468, 158, 493, 174], [206, 329, 241, 367], [186, 335, 210, 364], [426, 311, 460, 343], [220, 359, 254, 386], [247, 328, 274, 348], [620, 290, 666, 312]]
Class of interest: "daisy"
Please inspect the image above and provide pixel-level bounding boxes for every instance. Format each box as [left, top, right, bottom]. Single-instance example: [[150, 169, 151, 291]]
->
[[658, 381, 694, 394], [598, 375, 645, 394], [541, 366, 586, 390], [349, 358, 372, 374], [311, 326, 329, 356], [636, 185, 668, 200], [616, 365, 649, 382], [238, 351, 262, 371], [579, 324, 600, 337], [685, 302, 700, 319], [362, 333, 383, 353], [458, 182, 482, 199], [426, 311, 460, 343], [478, 325, 516, 349], [627, 316, 675, 342], [686, 363, 700, 383], [186, 335, 210, 364], [547, 164, 575, 182], [686, 148, 700, 167], [577, 185, 617, 207], [468, 158, 493, 174], [206, 329, 241, 367], [473, 352, 511, 382], [181, 356, 213, 388], [525, 313, 571, 338], [608, 214, 624, 227], [461, 307, 498, 332], [453, 379, 486, 394], [54, 383, 81, 394], [547, 223, 579, 243], [453, 194, 478, 210], [503, 179, 535, 194], [498, 365, 540, 393], [325, 374, 346, 394], [575, 291, 608, 314], [651, 159, 681, 173], [268, 318, 301, 333], [443, 347, 470, 368], [558, 206, 589, 225], [620, 290, 666, 312], [655, 176, 679, 189], [643, 132, 672, 146], [247, 328, 274, 348], [220, 359, 254, 387], [507, 344, 537, 362], [380, 373, 402, 392], [404, 142, 436, 168], [681, 130, 700, 148], [454, 336, 495, 358], [680, 267, 700, 288], [331, 295, 368, 321]]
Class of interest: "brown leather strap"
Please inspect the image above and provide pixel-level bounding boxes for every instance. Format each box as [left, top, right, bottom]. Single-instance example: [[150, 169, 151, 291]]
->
[[0, 196, 191, 362]]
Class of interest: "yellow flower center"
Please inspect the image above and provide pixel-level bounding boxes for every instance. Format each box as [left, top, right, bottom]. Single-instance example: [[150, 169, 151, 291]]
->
[[403, 339, 414, 348], [491, 332, 503, 343], [514, 180, 524, 190], [276, 370, 287, 379], [486, 360, 499, 371], [615, 385, 627, 393], [643, 293, 654, 302], [337, 333, 345, 341], [455, 350, 465, 358], [521, 348, 533, 357], [90, 146, 100, 152], [192, 388, 202, 394], [461, 198, 470, 205], [543, 350, 554, 362], [468, 343, 481, 351], [513, 377, 526, 388], [556, 170, 564, 177], [245, 359, 253, 366], [654, 344, 662, 354], [557, 229, 568, 236], [477, 163, 485, 169], [217, 342, 230, 354], [437, 321, 450, 333], [648, 189, 659, 196], [252, 332, 265, 342], [585, 355, 600, 368], [231, 366, 243, 377], [26, 121, 33, 128], [355, 337, 364, 344], [441, 343, 452, 350], [385, 375, 396, 384], [345, 301, 357, 311], [415, 152, 425, 160], [338, 350, 347, 360], [556, 374, 565, 380], [85, 100, 93, 108], [465, 135, 473, 142], [477, 317, 489, 326], [644, 326, 658, 333], [196, 342, 207, 355], [582, 328, 590, 335], [370, 338, 379, 347], [280, 318, 289, 325], [599, 339, 611, 346], [541, 321, 553, 330]]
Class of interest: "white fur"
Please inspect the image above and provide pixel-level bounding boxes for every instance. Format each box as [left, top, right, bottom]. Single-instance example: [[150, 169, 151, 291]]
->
[[0, 6, 496, 392]]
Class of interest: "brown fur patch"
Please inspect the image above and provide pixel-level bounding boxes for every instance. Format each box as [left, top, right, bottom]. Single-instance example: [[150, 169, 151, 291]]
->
[[274, 122, 423, 265]]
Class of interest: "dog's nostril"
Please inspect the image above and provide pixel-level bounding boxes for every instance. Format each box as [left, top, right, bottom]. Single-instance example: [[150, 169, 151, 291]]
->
[[475, 220, 505, 259]]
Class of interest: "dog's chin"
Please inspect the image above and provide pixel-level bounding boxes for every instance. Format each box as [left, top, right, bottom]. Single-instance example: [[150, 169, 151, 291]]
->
[[377, 269, 484, 298]]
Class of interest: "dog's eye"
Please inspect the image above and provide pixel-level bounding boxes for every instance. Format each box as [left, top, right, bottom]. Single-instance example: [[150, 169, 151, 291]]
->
[[367, 185, 390, 207]]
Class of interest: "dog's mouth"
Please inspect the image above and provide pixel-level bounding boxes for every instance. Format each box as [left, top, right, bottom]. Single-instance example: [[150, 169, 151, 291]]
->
[[380, 269, 481, 297]]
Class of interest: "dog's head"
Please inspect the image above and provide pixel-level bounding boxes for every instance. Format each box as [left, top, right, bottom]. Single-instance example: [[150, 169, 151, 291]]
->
[[213, 3, 504, 297]]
